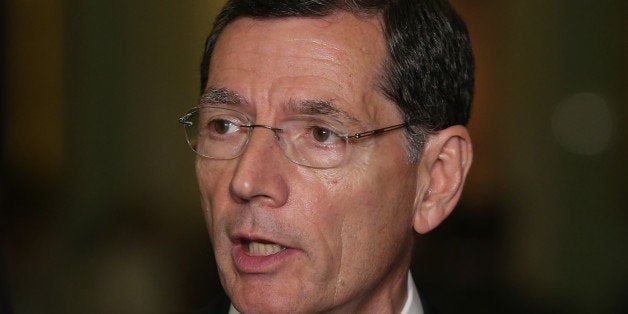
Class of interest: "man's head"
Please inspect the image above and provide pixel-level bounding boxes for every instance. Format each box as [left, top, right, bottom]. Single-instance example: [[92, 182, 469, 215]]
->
[[193, 0, 473, 312], [201, 0, 474, 163]]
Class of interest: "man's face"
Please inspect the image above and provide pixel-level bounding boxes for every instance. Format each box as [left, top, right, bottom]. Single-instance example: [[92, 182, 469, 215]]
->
[[198, 12, 422, 313]]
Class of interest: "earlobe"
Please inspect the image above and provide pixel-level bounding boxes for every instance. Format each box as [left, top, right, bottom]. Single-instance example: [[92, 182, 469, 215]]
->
[[413, 125, 473, 234]]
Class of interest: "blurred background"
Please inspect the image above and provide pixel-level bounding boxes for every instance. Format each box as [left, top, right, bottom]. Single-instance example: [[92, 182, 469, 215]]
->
[[1, 0, 626, 313]]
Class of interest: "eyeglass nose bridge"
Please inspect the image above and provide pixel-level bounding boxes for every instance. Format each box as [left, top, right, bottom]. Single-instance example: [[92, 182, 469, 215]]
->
[[241, 124, 283, 141]]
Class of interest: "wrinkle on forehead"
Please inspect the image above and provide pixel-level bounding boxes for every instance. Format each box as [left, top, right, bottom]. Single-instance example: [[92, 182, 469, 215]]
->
[[208, 11, 397, 128], [212, 12, 385, 78]]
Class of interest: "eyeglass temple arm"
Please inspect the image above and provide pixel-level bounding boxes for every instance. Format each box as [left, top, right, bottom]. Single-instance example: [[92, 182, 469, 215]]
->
[[346, 122, 409, 140], [179, 112, 194, 126]]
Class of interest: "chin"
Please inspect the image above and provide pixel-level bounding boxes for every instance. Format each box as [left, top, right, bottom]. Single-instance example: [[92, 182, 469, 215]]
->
[[232, 295, 301, 313], [230, 282, 318, 313]]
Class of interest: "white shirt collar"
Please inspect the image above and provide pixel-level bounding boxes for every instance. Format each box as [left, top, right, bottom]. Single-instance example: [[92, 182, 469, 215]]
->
[[401, 271, 424, 314], [228, 271, 423, 314]]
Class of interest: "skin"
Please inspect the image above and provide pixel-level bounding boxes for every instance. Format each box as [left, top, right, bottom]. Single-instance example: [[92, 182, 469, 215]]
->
[[196, 11, 473, 314]]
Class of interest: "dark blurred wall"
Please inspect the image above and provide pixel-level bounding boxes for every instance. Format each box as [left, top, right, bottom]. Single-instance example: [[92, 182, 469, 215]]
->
[[0, 0, 14, 312], [417, 1, 626, 312], [501, 1, 627, 312], [448, 1, 626, 313], [3, 1, 226, 313], [1, 0, 626, 313]]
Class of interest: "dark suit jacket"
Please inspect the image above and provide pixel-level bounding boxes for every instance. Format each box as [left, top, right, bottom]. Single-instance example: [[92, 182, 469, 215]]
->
[[190, 288, 439, 314]]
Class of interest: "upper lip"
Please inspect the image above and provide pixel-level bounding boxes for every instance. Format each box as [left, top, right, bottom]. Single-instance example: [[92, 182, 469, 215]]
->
[[231, 231, 291, 249]]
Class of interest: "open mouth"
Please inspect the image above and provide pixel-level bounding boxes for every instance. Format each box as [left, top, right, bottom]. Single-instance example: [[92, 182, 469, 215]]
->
[[242, 239, 287, 257]]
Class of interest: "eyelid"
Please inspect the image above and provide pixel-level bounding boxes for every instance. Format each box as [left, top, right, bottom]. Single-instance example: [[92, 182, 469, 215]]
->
[[197, 92, 252, 118], [219, 115, 247, 124], [198, 103, 245, 113], [281, 114, 350, 135], [198, 106, 252, 123]]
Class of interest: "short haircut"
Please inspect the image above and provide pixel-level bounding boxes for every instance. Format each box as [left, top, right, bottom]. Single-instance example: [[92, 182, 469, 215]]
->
[[200, 0, 474, 162]]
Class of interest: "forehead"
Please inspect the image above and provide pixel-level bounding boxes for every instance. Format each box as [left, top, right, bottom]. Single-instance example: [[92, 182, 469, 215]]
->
[[207, 12, 392, 120], [213, 12, 385, 70]]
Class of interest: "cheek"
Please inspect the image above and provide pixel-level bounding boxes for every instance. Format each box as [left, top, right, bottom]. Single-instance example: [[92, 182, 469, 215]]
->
[[332, 165, 416, 267], [288, 170, 350, 277], [196, 160, 233, 239], [294, 168, 347, 240]]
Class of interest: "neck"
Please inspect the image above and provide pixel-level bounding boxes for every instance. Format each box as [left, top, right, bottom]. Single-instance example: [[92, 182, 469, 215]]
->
[[326, 264, 411, 314]]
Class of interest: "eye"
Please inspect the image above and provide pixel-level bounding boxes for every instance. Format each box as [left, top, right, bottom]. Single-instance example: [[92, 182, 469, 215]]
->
[[306, 125, 345, 145], [311, 127, 332, 142], [282, 117, 347, 148], [208, 118, 238, 135]]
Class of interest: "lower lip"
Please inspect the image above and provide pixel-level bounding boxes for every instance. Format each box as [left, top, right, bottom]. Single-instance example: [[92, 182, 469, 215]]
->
[[232, 244, 297, 274]]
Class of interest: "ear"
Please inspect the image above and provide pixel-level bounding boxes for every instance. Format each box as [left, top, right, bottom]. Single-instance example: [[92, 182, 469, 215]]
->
[[413, 125, 473, 234]]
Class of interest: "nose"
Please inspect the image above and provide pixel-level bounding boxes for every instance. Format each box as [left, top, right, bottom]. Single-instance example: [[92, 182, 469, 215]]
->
[[229, 127, 290, 206]]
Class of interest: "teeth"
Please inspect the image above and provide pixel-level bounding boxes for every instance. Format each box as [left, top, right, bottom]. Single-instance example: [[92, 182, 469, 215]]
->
[[248, 241, 286, 257]]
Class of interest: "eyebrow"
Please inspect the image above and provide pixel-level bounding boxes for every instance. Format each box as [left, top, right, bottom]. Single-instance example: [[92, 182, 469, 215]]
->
[[199, 87, 242, 105], [199, 87, 362, 126], [287, 99, 361, 126]]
